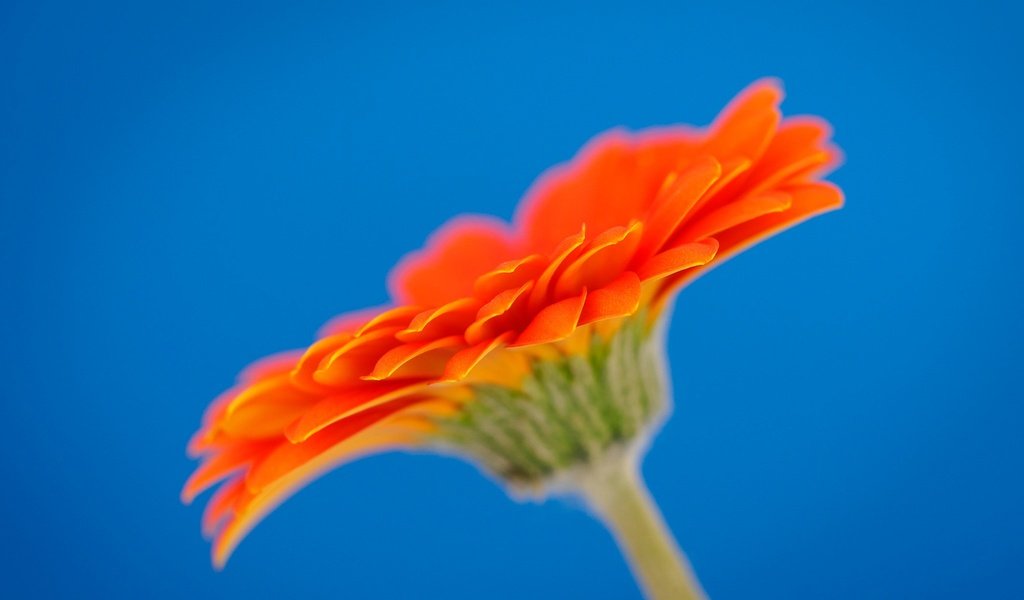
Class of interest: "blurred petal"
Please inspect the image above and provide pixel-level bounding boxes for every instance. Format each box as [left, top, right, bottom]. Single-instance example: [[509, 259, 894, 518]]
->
[[388, 216, 520, 307]]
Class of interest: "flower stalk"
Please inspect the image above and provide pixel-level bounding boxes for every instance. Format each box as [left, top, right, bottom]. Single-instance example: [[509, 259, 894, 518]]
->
[[574, 444, 705, 600]]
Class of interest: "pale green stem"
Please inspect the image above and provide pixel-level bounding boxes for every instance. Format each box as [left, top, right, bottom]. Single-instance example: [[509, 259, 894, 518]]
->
[[575, 447, 706, 600]]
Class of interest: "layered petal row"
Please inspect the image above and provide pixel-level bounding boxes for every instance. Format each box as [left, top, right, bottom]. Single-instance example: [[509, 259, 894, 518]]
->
[[185, 78, 843, 567]]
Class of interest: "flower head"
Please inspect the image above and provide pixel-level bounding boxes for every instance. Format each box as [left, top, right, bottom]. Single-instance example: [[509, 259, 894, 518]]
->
[[183, 78, 842, 570]]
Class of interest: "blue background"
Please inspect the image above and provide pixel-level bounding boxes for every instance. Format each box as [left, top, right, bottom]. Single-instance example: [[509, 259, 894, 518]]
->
[[3, 1, 1022, 598]]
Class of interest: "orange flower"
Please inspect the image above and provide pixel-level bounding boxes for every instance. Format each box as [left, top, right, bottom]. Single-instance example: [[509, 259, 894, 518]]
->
[[183, 78, 842, 573]]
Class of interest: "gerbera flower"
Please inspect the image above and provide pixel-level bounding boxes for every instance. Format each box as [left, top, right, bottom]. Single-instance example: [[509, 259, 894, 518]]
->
[[183, 78, 842, 599]]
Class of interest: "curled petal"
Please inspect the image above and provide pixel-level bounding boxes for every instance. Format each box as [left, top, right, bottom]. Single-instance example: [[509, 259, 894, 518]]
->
[[731, 116, 837, 199], [473, 254, 546, 300], [465, 280, 534, 345], [284, 381, 427, 443], [366, 335, 465, 380], [221, 377, 316, 438], [513, 289, 588, 347], [679, 191, 793, 241], [637, 239, 720, 282], [313, 327, 404, 386], [443, 331, 516, 381], [634, 157, 721, 262], [579, 271, 642, 326], [355, 305, 423, 336], [253, 400, 428, 493], [554, 221, 644, 299], [290, 333, 354, 392], [713, 182, 844, 258], [696, 156, 754, 214], [668, 182, 843, 292], [396, 298, 480, 343], [219, 393, 313, 440], [528, 226, 587, 310]]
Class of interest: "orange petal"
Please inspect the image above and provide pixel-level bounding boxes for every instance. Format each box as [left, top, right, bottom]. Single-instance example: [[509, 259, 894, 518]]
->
[[200, 389, 234, 425], [442, 331, 515, 381], [747, 152, 831, 197], [513, 289, 587, 347], [679, 191, 792, 241], [758, 117, 834, 176], [316, 306, 385, 337], [465, 280, 534, 345], [290, 333, 354, 392], [355, 305, 423, 336], [201, 476, 246, 539], [388, 216, 520, 307], [395, 298, 480, 343], [182, 441, 274, 504], [284, 381, 426, 443], [686, 115, 836, 224], [695, 156, 754, 213], [579, 271, 642, 325], [237, 351, 303, 385], [773, 116, 832, 150], [473, 254, 546, 300], [221, 376, 316, 438], [554, 221, 643, 299], [188, 420, 237, 458], [714, 183, 843, 257], [187, 427, 216, 458], [313, 327, 403, 386], [528, 225, 587, 310], [634, 157, 721, 262], [214, 418, 419, 568], [186, 78, 846, 569], [668, 182, 843, 291], [637, 239, 720, 282], [365, 334, 465, 380], [737, 116, 836, 196], [254, 398, 426, 492], [703, 78, 782, 163], [219, 396, 312, 440], [516, 131, 648, 255]]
